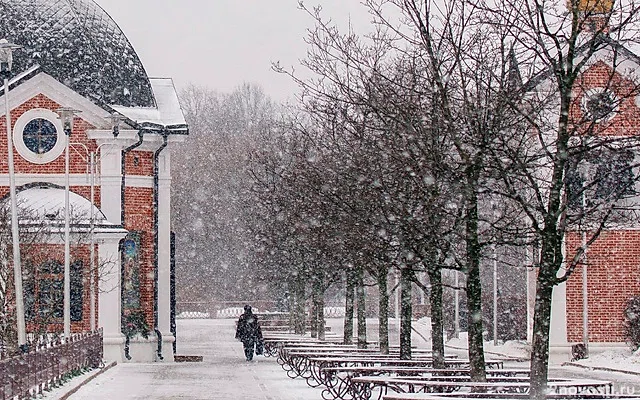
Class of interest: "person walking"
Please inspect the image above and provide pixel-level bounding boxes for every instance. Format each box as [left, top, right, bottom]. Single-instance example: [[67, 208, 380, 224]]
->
[[235, 305, 263, 361]]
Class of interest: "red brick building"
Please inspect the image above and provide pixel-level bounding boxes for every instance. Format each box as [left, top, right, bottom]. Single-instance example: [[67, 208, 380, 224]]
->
[[0, 1, 187, 362], [548, 10, 640, 350]]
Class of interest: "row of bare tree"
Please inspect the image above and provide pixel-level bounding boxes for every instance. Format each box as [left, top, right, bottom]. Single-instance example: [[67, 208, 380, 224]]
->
[[173, 1, 640, 398], [239, 1, 640, 399]]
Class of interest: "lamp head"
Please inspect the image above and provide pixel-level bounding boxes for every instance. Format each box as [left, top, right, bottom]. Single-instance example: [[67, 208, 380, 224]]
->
[[109, 112, 124, 137], [0, 39, 21, 80], [55, 107, 81, 136]]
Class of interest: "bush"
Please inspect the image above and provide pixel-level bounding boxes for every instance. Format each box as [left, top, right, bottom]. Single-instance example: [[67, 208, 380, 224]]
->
[[122, 310, 150, 339], [624, 295, 640, 351]]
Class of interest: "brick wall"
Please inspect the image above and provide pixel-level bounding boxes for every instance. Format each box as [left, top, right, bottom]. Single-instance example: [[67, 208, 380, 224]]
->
[[124, 187, 155, 328], [570, 60, 640, 137], [125, 151, 154, 176], [0, 92, 159, 333], [564, 58, 640, 343], [18, 243, 95, 333], [566, 230, 640, 342]]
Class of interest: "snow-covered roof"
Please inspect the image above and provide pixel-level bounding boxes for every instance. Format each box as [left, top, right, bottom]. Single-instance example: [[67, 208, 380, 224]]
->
[[0, 0, 155, 107], [0, 186, 124, 233], [110, 78, 188, 132]]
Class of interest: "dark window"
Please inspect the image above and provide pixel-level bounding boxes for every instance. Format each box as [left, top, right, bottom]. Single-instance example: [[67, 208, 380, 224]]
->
[[24, 275, 35, 321], [566, 164, 584, 210], [23, 118, 57, 154], [24, 260, 83, 323], [594, 150, 635, 199], [41, 260, 63, 274], [585, 91, 616, 120], [70, 261, 83, 322], [39, 278, 63, 319]]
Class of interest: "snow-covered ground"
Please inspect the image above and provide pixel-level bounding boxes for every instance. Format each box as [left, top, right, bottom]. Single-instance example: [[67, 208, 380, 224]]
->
[[571, 348, 640, 374], [58, 319, 323, 400], [40, 318, 640, 399], [446, 334, 530, 360]]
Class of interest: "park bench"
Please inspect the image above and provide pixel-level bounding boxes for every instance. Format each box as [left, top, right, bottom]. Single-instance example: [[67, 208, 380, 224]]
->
[[281, 350, 448, 382], [262, 335, 349, 357], [381, 393, 639, 400], [278, 346, 439, 364], [262, 333, 375, 358], [317, 367, 531, 400], [292, 355, 494, 387], [255, 312, 333, 333], [349, 377, 611, 400]]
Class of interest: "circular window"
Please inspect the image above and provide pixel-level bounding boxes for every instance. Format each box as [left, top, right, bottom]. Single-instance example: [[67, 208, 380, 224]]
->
[[581, 88, 619, 122], [13, 109, 66, 164], [23, 118, 58, 154]]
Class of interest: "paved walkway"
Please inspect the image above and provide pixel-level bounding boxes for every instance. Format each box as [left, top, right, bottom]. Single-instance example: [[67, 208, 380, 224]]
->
[[62, 318, 640, 399], [66, 319, 321, 400]]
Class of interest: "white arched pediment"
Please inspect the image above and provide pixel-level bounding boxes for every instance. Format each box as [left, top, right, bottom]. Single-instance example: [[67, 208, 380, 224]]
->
[[0, 186, 127, 237]]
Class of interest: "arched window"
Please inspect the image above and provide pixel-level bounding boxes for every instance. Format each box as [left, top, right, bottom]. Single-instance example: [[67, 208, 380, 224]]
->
[[24, 260, 84, 324]]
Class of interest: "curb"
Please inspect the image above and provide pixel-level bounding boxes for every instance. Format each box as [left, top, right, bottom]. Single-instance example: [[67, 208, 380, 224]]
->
[[562, 361, 640, 377], [56, 361, 118, 400]]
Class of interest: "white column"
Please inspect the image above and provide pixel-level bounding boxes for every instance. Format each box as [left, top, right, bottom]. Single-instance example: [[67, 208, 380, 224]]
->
[[99, 145, 122, 225], [98, 236, 125, 362], [550, 282, 568, 347], [157, 150, 175, 361]]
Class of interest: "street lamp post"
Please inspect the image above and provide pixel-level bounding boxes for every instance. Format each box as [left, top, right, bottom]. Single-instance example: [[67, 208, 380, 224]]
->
[[454, 271, 460, 338], [493, 244, 498, 346], [581, 171, 589, 358], [89, 150, 96, 331], [0, 39, 27, 352], [56, 107, 81, 338]]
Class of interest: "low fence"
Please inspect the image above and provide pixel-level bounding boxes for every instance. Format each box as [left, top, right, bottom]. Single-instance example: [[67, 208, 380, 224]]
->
[[0, 329, 103, 400], [176, 301, 278, 319], [176, 301, 346, 319]]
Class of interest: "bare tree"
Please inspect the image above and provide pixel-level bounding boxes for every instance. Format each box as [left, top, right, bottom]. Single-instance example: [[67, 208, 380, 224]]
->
[[473, 0, 640, 396], [173, 83, 277, 304]]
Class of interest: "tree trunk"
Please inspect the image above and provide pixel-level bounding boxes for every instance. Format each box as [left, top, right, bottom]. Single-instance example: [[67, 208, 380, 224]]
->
[[427, 267, 445, 369], [377, 265, 390, 354], [343, 269, 355, 345], [356, 266, 367, 349], [466, 255, 486, 381], [292, 274, 306, 334], [465, 166, 486, 382], [317, 275, 326, 341], [529, 271, 555, 400], [310, 285, 318, 338], [400, 267, 412, 360]]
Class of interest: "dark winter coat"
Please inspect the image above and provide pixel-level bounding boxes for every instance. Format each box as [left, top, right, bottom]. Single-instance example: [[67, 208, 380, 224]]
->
[[235, 311, 263, 343]]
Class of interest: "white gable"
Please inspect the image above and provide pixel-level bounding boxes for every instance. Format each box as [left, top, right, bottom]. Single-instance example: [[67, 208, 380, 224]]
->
[[0, 71, 116, 130]]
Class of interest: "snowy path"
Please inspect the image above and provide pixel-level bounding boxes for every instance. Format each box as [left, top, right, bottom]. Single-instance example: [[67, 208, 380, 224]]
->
[[61, 318, 640, 399], [65, 319, 323, 400]]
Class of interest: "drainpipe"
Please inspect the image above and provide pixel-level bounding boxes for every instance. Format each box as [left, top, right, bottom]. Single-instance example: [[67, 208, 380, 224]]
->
[[121, 130, 145, 225], [153, 131, 169, 360]]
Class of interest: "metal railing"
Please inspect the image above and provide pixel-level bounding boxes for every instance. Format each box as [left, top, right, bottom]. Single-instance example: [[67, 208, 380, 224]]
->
[[175, 301, 347, 319], [175, 301, 278, 319], [0, 329, 103, 400]]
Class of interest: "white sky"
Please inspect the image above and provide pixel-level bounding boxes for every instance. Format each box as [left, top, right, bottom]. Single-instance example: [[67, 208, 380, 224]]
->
[[96, 0, 373, 102]]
